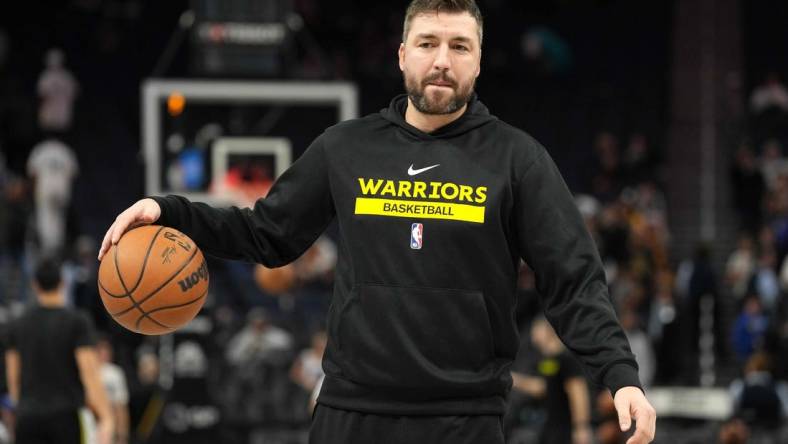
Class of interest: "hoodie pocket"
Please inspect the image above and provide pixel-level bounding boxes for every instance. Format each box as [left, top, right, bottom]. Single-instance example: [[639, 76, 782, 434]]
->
[[333, 284, 495, 391]]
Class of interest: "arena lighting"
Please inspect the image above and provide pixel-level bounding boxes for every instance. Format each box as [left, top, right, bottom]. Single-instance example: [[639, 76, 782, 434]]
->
[[167, 91, 186, 117]]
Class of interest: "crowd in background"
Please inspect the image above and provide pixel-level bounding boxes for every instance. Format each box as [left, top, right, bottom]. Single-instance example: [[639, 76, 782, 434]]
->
[[0, 1, 787, 444]]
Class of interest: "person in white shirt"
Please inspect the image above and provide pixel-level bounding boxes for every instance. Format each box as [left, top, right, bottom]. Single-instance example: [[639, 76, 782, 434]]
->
[[37, 48, 79, 132], [97, 336, 129, 444], [725, 234, 756, 301], [290, 329, 327, 413], [225, 307, 293, 367], [750, 72, 788, 115], [27, 138, 79, 256]]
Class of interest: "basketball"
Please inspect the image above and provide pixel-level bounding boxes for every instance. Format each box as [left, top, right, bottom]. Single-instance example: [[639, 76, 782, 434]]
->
[[254, 263, 296, 295], [97, 225, 209, 335]]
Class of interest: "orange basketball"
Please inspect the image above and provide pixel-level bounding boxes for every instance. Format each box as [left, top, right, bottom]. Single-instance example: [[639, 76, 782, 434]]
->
[[254, 263, 296, 295], [97, 225, 209, 335]]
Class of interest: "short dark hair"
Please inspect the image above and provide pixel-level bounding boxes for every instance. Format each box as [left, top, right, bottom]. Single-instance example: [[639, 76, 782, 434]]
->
[[34, 257, 62, 292], [402, 0, 483, 45]]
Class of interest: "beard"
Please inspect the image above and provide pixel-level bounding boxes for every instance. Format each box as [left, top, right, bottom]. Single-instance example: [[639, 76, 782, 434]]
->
[[404, 70, 475, 115]]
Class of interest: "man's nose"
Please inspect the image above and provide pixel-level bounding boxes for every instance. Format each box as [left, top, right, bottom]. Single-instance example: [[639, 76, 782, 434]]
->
[[433, 43, 451, 70]]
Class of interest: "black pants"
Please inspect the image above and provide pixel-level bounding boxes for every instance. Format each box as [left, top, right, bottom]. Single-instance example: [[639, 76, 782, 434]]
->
[[16, 410, 83, 444], [309, 404, 505, 444]]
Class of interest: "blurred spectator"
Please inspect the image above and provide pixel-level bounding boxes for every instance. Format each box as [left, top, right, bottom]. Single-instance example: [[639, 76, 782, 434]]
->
[[37, 48, 79, 133], [597, 201, 630, 269], [624, 189, 669, 278], [575, 194, 601, 229], [289, 329, 326, 413], [648, 270, 682, 384], [750, 71, 788, 154], [729, 352, 788, 429], [732, 294, 769, 362], [224, 308, 295, 425], [69, 236, 105, 328], [594, 391, 624, 444], [589, 131, 623, 202], [730, 144, 766, 234], [0, 175, 31, 302], [97, 335, 129, 444], [676, 243, 722, 382], [757, 225, 777, 255], [575, 194, 606, 271], [128, 348, 158, 442], [758, 139, 788, 190], [26, 138, 78, 258], [620, 310, 655, 388], [226, 307, 293, 368], [717, 417, 750, 444], [725, 233, 757, 301], [5, 258, 112, 444], [751, 248, 780, 314], [211, 304, 241, 350], [511, 317, 592, 444], [309, 374, 324, 414], [622, 133, 659, 185], [628, 182, 668, 228], [135, 348, 159, 386], [750, 72, 788, 115], [764, 294, 788, 382]]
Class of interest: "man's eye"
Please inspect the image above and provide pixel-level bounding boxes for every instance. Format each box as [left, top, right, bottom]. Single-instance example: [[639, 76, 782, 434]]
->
[[454, 45, 469, 51], [419, 42, 434, 48]]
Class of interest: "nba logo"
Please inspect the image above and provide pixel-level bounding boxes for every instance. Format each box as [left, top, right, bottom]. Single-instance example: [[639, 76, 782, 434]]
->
[[410, 223, 423, 249]]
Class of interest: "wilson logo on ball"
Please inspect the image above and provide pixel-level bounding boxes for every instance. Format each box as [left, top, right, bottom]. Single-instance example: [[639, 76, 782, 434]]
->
[[177, 260, 209, 292]]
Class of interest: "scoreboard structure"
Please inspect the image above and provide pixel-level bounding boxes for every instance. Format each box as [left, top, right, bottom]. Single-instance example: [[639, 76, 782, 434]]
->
[[190, 0, 295, 76]]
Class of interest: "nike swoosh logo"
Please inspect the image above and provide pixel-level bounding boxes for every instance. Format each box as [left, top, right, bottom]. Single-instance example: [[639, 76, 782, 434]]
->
[[407, 164, 440, 176]]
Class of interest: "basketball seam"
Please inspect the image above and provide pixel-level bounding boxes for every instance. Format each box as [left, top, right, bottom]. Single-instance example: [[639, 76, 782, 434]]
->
[[112, 238, 180, 331], [129, 226, 165, 294], [99, 227, 165, 298], [136, 288, 209, 330], [99, 279, 132, 299], [110, 247, 200, 318]]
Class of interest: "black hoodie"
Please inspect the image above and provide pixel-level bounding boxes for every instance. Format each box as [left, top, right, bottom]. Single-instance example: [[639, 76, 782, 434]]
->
[[152, 94, 641, 416]]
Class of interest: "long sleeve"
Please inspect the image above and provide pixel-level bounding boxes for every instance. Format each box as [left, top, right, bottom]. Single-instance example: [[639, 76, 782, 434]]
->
[[152, 135, 335, 267], [514, 147, 641, 395]]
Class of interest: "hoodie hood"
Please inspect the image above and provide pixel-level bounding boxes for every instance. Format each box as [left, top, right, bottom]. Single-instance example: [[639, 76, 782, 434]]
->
[[380, 93, 498, 140]]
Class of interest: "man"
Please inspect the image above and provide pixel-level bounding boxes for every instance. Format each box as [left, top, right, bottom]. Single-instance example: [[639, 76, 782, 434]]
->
[[511, 317, 592, 444], [96, 335, 129, 444], [5, 258, 113, 444], [98, 1, 656, 442], [27, 137, 79, 258], [37, 48, 79, 132], [225, 307, 293, 368]]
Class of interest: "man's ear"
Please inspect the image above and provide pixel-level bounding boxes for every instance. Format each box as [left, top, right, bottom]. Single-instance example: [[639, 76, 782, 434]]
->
[[398, 42, 406, 71]]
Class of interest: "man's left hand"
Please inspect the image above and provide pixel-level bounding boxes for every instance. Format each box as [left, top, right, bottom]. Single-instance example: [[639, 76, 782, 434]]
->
[[613, 386, 656, 444]]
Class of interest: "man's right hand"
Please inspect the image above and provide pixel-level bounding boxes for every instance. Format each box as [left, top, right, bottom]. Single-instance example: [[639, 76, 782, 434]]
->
[[98, 198, 161, 260]]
